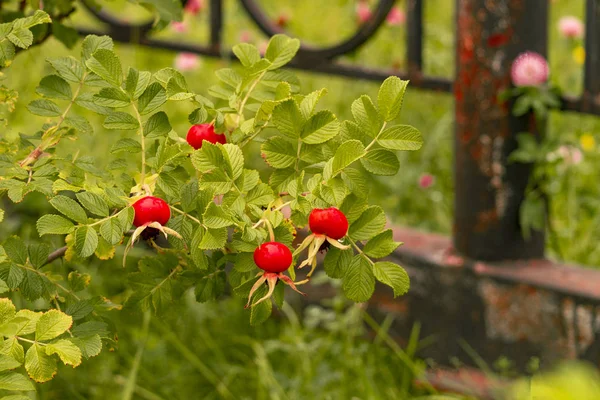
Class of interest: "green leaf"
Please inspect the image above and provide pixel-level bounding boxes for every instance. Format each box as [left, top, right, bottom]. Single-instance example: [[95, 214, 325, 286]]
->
[[188, 107, 208, 125], [220, 144, 244, 181], [190, 228, 208, 270], [100, 218, 124, 245], [48, 57, 85, 83], [349, 206, 386, 241], [76, 192, 109, 217], [250, 285, 272, 325], [378, 125, 423, 151], [0, 372, 34, 391], [45, 339, 82, 367], [363, 229, 401, 258], [300, 88, 327, 119], [3, 237, 27, 265], [0, 338, 24, 364], [198, 228, 227, 250], [36, 75, 72, 100], [28, 243, 49, 269], [36, 310, 73, 341], [138, 82, 166, 115], [85, 49, 122, 87], [324, 247, 353, 279], [377, 77, 408, 121], [49, 195, 88, 224], [139, 0, 183, 23], [0, 41, 15, 68], [272, 99, 303, 139], [7, 28, 33, 49], [74, 226, 99, 258], [352, 95, 382, 137], [265, 34, 300, 70], [145, 111, 171, 139], [75, 92, 112, 115], [320, 178, 348, 206], [25, 344, 56, 383], [246, 183, 274, 206], [51, 21, 79, 49], [233, 43, 261, 67], [64, 115, 93, 134], [203, 203, 234, 229], [0, 263, 24, 289], [361, 149, 400, 176], [332, 140, 366, 176], [0, 354, 21, 372], [69, 335, 102, 359], [68, 272, 91, 292], [373, 261, 410, 297], [36, 215, 75, 236], [195, 271, 226, 303], [125, 67, 151, 100], [103, 112, 139, 130], [27, 99, 61, 117], [261, 137, 296, 169], [12, 10, 51, 29], [110, 138, 142, 154], [0, 298, 16, 324], [93, 87, 131, 108], [342, 255, 375, 303], [301, 110, 339, 144]]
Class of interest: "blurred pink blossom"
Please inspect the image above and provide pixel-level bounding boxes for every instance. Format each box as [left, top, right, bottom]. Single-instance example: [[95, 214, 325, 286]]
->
[[356, 1, 372, 24], [171, 21, 187, 33], [386, 6, 406, 26], [510, 52, 549, 87], [419, 174, 435, 189], [184, 0, 204, 15], [239, 30, 252, 43], [558, 16, 584, 39], [557, 145, 583, 165], [258, 41, 268, 56], [174, 53, 200, 72]]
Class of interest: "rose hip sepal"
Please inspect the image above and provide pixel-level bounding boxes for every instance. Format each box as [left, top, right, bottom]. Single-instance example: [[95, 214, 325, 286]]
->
[[293, 207, 350, 278], [123, 196, 183, 267], [186, 123, 227, 150], [246, 242, 305, 308]]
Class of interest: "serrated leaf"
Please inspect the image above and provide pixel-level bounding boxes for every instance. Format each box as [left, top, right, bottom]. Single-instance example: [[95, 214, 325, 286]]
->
[[301, 110, 339, 144], [188, 107, 208, 125], [48, 57, 84, 82], [221, 144, 244, 180], [145, 111, 171, 139], [261, 137, 296, 169], [364, 229, 401, 258], [250, 285, 272, 325], [195, 271, 225, 302], [300, 88, 327, 119], [138, 82, 166, 115], [378, 125, 423, 151], [85, 48, 122, 87], [342, 255, 375, 302], [36, 215, 75, 236], [100, 218, 124, 245], [272, 99, 302, 139], [203, 203, 234, 229], [75, 92, 112, 115], [0, 263, 24, 290], [103, 112, 139, 130], [27, 99, 61, 117], [3, 237, 27, 265], [349, 206, 386, 241], [25, 344, 56, 383], [76, 192, 109, 217], [81, 35, 114, 61], [0, 299, 15, 325], [36, 75, 72, 100], [93, 87, 130, 108], [12, 10, 51, 29], [0, 354, 21, 372], [49, 195, 88, 224], [352, 95, 382, 137], [0, 338, 24, 364], [246, 183, 274, 206], [332, 140, 366, 176], [373, 261, 410, 297], [265, 34, 300, 70], [324, 247, 353, 279], [64, 115, 93, 134], [110, 138, 141, 154], [45, 339, 82, 367], [36, 310, 73, 341], [0, 41, 15, 68], [74, 226, 99, 258], [69, 335, 102, 358], [361, 149, 400, 176], [233, 43, 260, 67], [198, 227, 227, 250], [0, 372, 34, 391], [125, 67, 151, 100], [377, 77, 408, 121], [190, 228, 208, 270], [7, 28, 33, 49], [28, 243, 49, 269]]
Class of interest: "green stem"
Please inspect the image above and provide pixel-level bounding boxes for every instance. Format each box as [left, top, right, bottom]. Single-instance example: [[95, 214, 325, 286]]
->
[[347, 237, 374, 266], [16, 336, 44, 346], [132, 103, 146, 186], [239, 121, 269, 148], [238, 70, 267, 118], [364, 121, 388, 152], [122, 310, 151, 400], [170, 206, 203, 226], [273, 201, 292, 212]]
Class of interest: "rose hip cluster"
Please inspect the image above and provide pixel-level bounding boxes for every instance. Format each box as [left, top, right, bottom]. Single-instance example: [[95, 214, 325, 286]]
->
[[128, 123, 351, 309]]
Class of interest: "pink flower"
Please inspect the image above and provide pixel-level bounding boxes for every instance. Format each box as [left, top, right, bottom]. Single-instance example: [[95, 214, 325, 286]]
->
[[356, 1, 372, 24], [386, 6, 406, 26], [557, 146, 583, 165], [258, 41, 268, 56], [558, 16, 584, 39], [174, 53, 200, 72], [239, 30, 252, 43], [184, 0, 204, 15], [419, 174, 435, 189], [510, 52, 549, 87], [171, 21, 187, 33]]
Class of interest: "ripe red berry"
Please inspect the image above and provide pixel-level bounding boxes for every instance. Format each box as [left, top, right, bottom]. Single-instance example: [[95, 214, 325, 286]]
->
[[186, 124, 226, 150], [309, 207, 349, 240], [132, 196, 171, 227], [253, 242, 293, 273]]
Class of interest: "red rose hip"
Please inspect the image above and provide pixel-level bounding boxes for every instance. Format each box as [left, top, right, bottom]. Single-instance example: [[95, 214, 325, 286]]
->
[[186, 124, 227, 150], [132, 196, 171, 227], [309, 207, 349, 240], [253, 242, 293, 273]]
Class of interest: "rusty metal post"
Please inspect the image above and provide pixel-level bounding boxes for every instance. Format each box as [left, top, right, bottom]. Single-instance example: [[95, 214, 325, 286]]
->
[[454, 0, 547, 261]]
